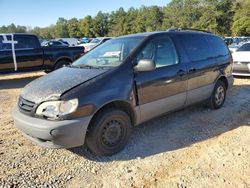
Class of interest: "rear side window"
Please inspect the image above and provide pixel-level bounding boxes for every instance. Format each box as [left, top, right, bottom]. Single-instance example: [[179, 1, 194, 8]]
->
[[237, 43, 250, 51], [206, 35, 229, 56], [0, 35, 12, 50], [180, 34, 214, 62], [14, 35, 39, 49]]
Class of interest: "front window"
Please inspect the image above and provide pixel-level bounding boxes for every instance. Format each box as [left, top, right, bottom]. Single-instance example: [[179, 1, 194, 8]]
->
[[136, 37, 179, 68], [73, 36, 144, 68]]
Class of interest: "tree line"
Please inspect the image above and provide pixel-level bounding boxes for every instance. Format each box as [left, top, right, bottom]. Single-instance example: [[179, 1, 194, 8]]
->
[[0, 0, 249, 39]]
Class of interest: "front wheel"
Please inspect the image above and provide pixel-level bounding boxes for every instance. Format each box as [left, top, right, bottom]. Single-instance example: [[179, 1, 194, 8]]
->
[[207, 80, 226, 109], [85, 109, 132, 156]]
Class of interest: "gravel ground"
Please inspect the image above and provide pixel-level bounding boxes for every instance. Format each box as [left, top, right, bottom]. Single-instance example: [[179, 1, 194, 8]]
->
[[0, 72, 250, 188]]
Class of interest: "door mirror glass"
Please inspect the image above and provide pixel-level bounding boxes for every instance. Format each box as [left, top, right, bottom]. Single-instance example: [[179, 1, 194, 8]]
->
[[134, 59, 156, 72]]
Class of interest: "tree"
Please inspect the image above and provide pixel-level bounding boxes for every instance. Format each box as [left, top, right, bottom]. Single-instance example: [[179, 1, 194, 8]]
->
[[79, 15, 94, 37], [144, 6, 163, 32], [124, 7, 138, 34], [54, 17, 69, 38], [93, 11, 109, 37], [192, 0, 235, 35], [162, 0, 185, 29], [108, 7, 127, 36], [0, 23, 27, 33], [67, 18, 81, 38], [1, 1, 249, 37], [232, 0, 250, 36]]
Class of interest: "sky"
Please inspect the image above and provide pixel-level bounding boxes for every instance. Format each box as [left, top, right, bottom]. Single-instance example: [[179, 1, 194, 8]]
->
[[0, 0, 170, 28]]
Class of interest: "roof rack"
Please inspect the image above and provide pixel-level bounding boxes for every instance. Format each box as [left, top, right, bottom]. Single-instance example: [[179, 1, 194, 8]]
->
[[167, 28, 212, 34]]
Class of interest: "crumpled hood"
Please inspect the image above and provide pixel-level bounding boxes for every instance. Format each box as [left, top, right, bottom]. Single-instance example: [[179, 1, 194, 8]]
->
[[21, 67, 108, 103]]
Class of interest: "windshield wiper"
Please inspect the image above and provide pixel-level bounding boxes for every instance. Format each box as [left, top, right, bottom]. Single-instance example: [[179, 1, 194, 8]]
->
[[70, 64, 96, 69], [70, 64, 113, 70]]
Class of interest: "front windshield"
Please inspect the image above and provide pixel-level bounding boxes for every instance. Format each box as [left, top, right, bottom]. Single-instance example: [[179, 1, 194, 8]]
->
[[73, 36, 144, 68]]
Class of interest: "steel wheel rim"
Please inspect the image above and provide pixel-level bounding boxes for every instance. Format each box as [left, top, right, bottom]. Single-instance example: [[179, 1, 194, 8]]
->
[[215, 86, 225, 105], [101, 119, 124, 147]]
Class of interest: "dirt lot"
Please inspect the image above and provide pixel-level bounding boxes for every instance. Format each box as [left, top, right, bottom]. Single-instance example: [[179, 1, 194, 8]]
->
[[0, 72, 249, 188]]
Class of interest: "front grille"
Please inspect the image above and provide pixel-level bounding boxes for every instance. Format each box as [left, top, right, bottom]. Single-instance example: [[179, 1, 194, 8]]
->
[[18, 97, 35, 112], [234, 61, 250, 64], [233, 61, 250, 72]]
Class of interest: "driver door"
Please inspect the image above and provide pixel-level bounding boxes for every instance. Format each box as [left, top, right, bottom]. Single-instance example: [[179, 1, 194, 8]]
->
[[135, 36, 188, 123]]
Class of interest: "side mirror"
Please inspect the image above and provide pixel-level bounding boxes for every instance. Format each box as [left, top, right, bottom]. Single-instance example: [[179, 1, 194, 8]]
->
[[134, 59, 156, 72]]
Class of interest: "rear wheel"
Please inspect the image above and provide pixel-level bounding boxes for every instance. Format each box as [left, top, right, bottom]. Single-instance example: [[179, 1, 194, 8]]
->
[[207, 80, 226, 109], [85, 108, 132, 156]]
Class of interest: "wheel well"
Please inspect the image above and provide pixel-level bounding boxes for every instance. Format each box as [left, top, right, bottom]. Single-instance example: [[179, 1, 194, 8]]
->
[[54, 58, 72, 67], [218, 76, 228, 89], [89, 101, 136, 127]]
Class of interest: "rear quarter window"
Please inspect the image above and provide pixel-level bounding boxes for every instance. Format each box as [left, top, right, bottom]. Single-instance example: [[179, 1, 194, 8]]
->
[[180, 34, 214, 62], [206, 35, 229, 56]]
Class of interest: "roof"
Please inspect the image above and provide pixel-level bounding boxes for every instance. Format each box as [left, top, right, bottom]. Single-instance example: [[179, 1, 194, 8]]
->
[[116, 29, 214, 39], [0, 33, 36, 36]]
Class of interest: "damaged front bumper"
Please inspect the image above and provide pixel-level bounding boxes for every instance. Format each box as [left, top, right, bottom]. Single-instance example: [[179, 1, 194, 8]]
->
[[12, 106, 91, 149]]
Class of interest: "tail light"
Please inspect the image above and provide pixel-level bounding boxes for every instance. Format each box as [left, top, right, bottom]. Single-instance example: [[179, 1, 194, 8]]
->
[[230, 56, 233, 73]]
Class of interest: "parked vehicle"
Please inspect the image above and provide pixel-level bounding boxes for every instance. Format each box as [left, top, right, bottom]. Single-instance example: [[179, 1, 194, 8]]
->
[[77, 37, 90, 44], [224, 37, 233, 45], [44, 40, 69, 47], [228, 43, 240, 54], [13, 29, 233, 156], [232, 42, 250, 76], [57, 39, 70, 46], [0, 33, 84, 73], [56, 38, 78, 46], [79, 37, 112, 53]]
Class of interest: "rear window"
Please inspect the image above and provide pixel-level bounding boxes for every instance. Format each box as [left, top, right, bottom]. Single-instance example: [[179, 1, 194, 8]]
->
[[206, 35, 229, 56], [237, 43, 250, 51], [180, 34, 214, 62]]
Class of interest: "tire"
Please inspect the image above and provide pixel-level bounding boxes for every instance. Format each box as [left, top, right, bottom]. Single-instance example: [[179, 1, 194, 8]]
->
[[85, 108, 132, 156], [54, 60, 71, 70], [207, 80, 226, 109]]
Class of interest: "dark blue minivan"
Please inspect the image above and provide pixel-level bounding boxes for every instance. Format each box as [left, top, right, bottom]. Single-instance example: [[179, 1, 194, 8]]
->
[[13, 29, 233, 156]]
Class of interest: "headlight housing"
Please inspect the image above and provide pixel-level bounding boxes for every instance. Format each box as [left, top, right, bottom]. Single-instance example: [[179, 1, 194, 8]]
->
[[36, 99, 78, 120]]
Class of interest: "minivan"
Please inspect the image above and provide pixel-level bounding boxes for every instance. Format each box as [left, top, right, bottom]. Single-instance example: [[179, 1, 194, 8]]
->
[[13, 29, 233, 156]]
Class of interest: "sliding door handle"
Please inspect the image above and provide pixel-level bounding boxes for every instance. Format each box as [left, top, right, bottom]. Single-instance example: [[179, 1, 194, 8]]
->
[[177, 69, 186, 77], [189, 68, 196, 73]]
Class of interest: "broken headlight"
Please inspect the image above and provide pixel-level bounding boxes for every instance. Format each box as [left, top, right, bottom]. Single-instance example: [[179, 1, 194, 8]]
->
[[36, 99, 78, 120]]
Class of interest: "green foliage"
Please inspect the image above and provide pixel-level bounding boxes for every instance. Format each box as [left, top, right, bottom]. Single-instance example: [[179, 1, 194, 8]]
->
[[92, 11, 109, 37], [109, 7, 127, 36], [67, 18, 81, 38], [79, 16, 94, 38], [0, 23, 27, 33], [0, 0, 249, 38], [232, 0, 250, 36], [54, 17, 69, 38]]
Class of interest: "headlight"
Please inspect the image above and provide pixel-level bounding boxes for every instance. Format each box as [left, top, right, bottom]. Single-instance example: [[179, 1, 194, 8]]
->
[[36, 99, 78, 120]]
